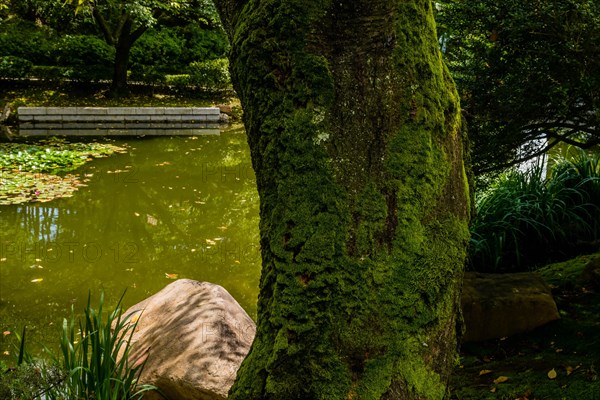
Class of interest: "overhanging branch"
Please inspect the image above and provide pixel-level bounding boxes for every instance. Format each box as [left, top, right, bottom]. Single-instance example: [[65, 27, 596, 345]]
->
[[91, 5, 115, 44]]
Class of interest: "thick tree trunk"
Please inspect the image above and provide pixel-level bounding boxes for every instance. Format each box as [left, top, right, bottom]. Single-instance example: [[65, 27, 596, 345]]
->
[[214, 1, 470, 398], [106, 16, 147, 98], [110, 40, 131, 97]]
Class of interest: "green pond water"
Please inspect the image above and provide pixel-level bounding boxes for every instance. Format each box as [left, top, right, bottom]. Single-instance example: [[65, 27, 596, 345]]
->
[[0, 127, 261, 360]]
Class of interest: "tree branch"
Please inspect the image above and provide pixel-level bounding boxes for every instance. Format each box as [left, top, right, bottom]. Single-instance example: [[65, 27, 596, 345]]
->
[[114, 12, 130, 42], [130, 24, 149, 44], [476, 139, 562, 174], [91, 5, 115, 44], [522, 121, 598, 136]]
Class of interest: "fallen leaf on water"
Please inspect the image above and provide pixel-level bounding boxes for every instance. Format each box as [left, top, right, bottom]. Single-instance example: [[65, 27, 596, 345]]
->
[[165, 273, 178, 279], [31, 278, 43, 283], [493, 376, 509, 384], [548, 369, 557, 379], [479, 369, 493, 376]]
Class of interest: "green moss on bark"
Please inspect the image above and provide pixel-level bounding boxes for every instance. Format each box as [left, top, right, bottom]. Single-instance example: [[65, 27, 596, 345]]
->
[[214, 0, 470, 398]]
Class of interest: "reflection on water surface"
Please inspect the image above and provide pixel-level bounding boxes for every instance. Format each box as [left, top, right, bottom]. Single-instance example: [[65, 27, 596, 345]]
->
[[0, 128, 260, 357]]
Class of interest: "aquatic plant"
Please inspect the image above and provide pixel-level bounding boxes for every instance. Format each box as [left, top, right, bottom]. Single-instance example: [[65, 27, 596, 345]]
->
[[54, 291, 155, 400], [0, 138, 126, 205], [0, 139, 125, 173], [0, 292, 156, 400]]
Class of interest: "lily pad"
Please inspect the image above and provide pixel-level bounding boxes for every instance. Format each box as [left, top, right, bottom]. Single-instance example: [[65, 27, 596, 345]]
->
[[0, 138, 127, 205]]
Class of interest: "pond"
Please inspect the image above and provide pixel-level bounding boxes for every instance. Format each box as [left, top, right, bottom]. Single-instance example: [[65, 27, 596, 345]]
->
[[0, 127, 261, 359]]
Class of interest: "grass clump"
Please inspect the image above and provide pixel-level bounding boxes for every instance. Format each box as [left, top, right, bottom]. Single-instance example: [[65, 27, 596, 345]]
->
[[470, 149, 600, 272], [0, 292, 156, 400]]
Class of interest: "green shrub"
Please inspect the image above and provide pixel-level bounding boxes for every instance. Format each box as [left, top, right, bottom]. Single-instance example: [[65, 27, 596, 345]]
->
[[53, 35, 114, 81], [0, 362, 65, 400], [188, 58, 231, 90], [165, 73, 191, 87], [128, 25, 229, 84], [0, 20, 54, 64], [176, 24, 229, 63], [30, 65, 69, 80], [470, 150, 600, 272], [128, 64, 167, 84], [0, 56, 33, 78], [130, 27, 186, 83]]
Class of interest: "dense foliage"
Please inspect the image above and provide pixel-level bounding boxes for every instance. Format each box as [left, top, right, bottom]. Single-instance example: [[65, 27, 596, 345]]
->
[[0, 55, 32, 78], [0, 0, 228, 91], [438, 0, 600, 175], [470, 150, 600, 272]]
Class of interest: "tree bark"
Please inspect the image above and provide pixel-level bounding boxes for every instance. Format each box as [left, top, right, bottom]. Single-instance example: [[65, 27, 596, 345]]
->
[[214, 1, 470, 398], [110, 39, 131, 97], [107, 16, 148, 97]]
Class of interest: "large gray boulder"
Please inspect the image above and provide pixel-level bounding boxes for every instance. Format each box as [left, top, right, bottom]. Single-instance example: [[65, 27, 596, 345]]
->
[[122, 280, 256, 400], [461, 271, 560, 342]]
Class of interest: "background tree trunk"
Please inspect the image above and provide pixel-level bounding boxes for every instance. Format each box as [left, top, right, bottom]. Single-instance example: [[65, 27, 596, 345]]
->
[[110, 39, 131, 97], [214, 1, 470, 398]]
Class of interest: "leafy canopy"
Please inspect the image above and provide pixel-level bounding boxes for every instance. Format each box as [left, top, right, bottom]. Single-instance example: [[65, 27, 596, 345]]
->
[[438, 0, 600, 175]]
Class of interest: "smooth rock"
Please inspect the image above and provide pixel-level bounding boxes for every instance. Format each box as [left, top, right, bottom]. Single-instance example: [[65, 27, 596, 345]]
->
[[122, 279, 255, 400], [461, 271, 560, 342], [217, 104, 232, 115], [219, 113, 230, 123]]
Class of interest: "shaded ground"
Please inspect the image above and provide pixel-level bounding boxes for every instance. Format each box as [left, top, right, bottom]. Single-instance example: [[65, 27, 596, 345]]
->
[[450, 254, 600, 399]]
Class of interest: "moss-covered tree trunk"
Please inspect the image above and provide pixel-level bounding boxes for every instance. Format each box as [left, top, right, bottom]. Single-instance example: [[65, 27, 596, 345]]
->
[[214, 1, 470, 398]]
